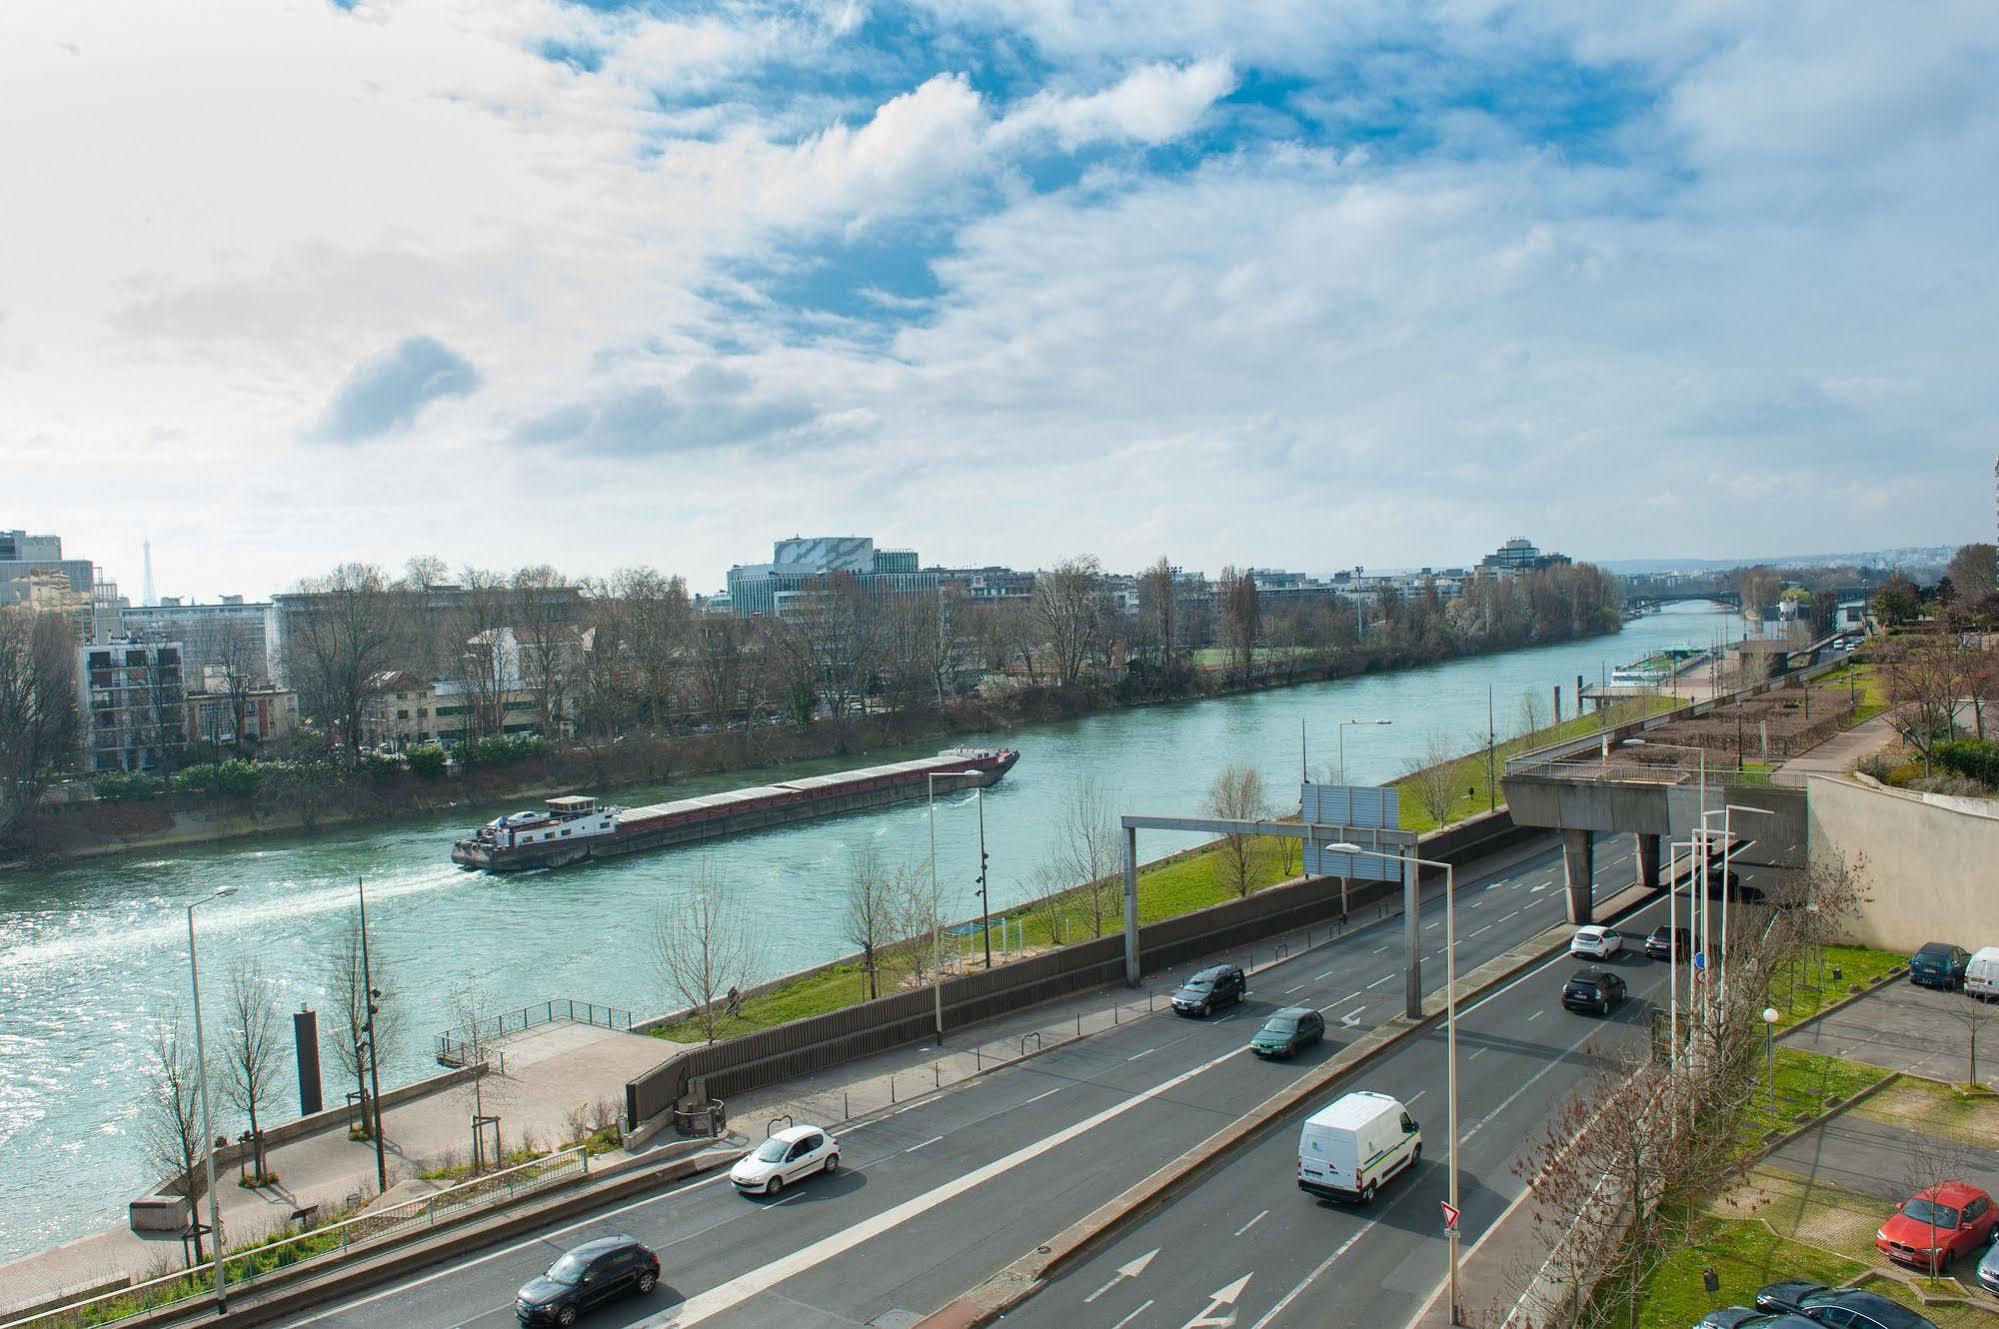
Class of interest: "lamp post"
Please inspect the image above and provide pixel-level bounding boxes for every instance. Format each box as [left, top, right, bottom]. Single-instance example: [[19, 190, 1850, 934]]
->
[[1338, 719, 1394, 785], [355, 879, 388, 1196], [1328, 841, 1461, 1325], [1698, 805, 1775, 1014], [1762, 1007, 1781, 1107], [1622, 738, 1708, 1020], [976, 786, 992, 970], [186, 886, 238, 1313]]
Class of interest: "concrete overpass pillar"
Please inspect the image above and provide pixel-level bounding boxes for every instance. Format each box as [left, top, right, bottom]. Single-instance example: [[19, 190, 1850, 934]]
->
[[1637, 833, 1662, 890], [1122, 824, 1140, 987], [1403, 851, 1423, 1020], [1562, 829, 1595, 924]]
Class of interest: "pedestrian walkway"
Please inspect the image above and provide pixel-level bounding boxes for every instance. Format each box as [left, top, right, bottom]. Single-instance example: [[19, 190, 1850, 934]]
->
[[1772, 709, 1905, 787]]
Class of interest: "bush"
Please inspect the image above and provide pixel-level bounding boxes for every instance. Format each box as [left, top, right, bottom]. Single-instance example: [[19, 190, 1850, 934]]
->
[[168, 760, 267, 798], [405, 744, 448, 778], [461, 734, 551, 768], [93, 771, 165, 801], [1934, 738, 1999, 789], [360, 752, 408, 779], [1854, 752, 1899, 782]]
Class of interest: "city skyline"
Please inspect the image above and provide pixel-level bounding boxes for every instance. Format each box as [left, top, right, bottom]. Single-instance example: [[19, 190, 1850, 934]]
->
[[5, 1, 1995, 599]]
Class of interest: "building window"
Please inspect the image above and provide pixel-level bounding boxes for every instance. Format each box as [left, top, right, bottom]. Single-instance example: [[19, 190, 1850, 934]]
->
[[396, 709, 409, 720]]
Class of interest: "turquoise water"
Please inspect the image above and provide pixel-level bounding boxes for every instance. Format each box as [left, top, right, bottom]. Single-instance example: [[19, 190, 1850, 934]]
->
[[0, 602, 1732, 1259]]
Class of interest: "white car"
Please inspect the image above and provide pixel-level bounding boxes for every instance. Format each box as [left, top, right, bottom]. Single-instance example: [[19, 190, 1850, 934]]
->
[[729, 1125, 840, 1196], [1570, 925, 1623, 960]]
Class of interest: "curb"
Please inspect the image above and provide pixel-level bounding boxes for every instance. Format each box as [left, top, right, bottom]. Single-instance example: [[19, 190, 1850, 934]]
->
[[915, 921, 1586, 1329], [1776, 965, 1910, 1043], [1749, 1071, 1902, 1165]]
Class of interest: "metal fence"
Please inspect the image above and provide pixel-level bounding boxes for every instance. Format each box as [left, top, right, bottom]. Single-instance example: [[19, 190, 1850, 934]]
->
[[435, 998, 633, 1066], [2, 1147, 591, 1329]]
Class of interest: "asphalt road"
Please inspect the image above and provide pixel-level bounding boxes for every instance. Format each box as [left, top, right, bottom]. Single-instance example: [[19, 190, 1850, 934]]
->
[[266, 834, 1639, 1329], [995, 891, 1681, 1329]]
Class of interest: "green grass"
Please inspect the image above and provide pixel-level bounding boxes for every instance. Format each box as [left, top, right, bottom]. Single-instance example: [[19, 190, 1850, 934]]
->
[[1765, 945, 1905, 1032], [1635, 1217, 1871, 1329], [1391, 696, 1685, 833], [1813, 661, 1890, 723], [1188, 645, 1316, 668], [1732, 1047, 1893, 1157]]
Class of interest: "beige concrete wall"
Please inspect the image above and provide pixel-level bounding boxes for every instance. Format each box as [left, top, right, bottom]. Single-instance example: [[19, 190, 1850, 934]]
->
[[1808, 774, 1999, 953]]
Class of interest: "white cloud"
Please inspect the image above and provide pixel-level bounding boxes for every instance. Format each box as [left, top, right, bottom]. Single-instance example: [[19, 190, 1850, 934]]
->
[[994, 57, 1237, 149]]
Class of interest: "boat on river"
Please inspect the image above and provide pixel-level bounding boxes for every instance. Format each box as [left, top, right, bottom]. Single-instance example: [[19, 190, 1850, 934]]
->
[[450, 747, 1020, 873]]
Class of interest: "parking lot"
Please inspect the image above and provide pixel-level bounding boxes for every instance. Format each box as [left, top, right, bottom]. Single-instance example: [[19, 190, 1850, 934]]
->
[[1783, 975, 1994, 1086]]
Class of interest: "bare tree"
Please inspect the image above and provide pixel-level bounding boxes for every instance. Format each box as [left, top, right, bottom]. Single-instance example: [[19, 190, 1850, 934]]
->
[[1046, 776, 1124, 936], [1218, 565, 1261, 680], [139, 1001, 211, 1263], [1518, 688, 1545, 748], [1946, 543, 1998, 607], [220, 957, 285, 1182], [453, 567, 514, 741], [1205, 764, 1270, 898], [655, 863, 760, 1043], [842, 842, 900, 1000], [1035, 556, 1108, 689], [0, 607, 80, 842], [284, 563, 408, 754], [1900, 1125, 1978, 1275], [326, 913, 398, 1140], [213, 618, 263, 749], [447, 979, 512, 1170], [510, 564, 581, 738], [1022, 862, 1077, 948], [1136, 556, 1178, 670], [1945, 993, 1995, 1087], [892, 856, 947, 986], [1880, 635, 1973, 772], [1404, 730, 1465, 829]]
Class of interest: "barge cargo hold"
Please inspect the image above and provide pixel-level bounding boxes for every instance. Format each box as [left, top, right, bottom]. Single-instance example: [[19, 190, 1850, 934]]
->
[[450, 747, 1020, 873]]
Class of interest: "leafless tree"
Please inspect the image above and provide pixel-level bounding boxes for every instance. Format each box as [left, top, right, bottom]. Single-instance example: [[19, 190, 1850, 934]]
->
[[1900, 1125, 1979, 1275], [1946, 543, 1997, 606], [1404, 730, 1465, 828], [892, 855, 947, 985], [1879, 635, 1973, 771], [139, 1001, 211, 1262], [326, 913, 398, 1140], [1945, 993, 1996, 1087], [655, 862, 761, 1043], [1737, 565, 1784, 622], [220, 957, 286, 1181], [1035, 556, 1108, 689], [1518, 688, 1545, 748], [453, 567, 514, 741], [1136, 556, 1178, 670], [1218, 565, 1261, 679], [1022, 862, 1077, 948], [284, 563, 408, 754], [447, 979, 512, 1170], [400, 553, 452, 680], [843, 842, 900, 1000], [1043, 775, 1124, 936], [510, 564, 581, 738], [1205, 764, 1270, 898], [213, 618, 263, 748], [0, 607, 80, 841], [790, 572, 886, 726]]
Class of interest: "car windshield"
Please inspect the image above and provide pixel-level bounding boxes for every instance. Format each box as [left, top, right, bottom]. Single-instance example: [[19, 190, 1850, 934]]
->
[[1569, 981, 1600, 993], [1261, 1017, 1298, 1034], [1917, 945, 1951, 960], [545, 1251, 591, 1285], [1903, 1199, 1960, 1229], [1182, 979, 1212, 992], [753, 1138, 789, 1163]]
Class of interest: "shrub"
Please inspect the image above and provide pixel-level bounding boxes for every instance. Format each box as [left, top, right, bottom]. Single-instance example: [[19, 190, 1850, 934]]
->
[[461, 734, 551, 768], [93, 771, 165, 801], [404, 744, 448, 778], [360, 753, 407, 779], [1854, 752, 1899, 782], [1934, 738, 1999, 789], [168, 760, 267, 798]]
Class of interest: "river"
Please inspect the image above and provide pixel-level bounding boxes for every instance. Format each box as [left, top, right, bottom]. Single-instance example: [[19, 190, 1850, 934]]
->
[[0, 601, 1733, 1260]]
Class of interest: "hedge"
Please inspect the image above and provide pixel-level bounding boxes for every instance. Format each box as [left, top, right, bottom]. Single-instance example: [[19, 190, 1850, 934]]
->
[[1934, 738, 1999, 789]]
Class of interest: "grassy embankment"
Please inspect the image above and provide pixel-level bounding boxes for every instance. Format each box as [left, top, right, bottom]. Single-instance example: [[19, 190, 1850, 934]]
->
[[1811, 660, 1890, 724]]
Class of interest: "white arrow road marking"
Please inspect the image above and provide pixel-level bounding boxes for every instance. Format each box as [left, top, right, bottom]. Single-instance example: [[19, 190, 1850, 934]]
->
[[1083, 1248, 1160, 1304], [1181, 1274, 1253, 1329], [1339, 1007, 1366, 1028], [643, 1042, 1250, 1327]]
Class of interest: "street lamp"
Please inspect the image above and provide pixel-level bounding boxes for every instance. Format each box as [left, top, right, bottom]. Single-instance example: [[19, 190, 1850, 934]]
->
[[1338, 719, 1394, 785], [1329, 840, 1462, 1325], [1698, 805, 1775, 1013], [1623, 739, 1710, 1020], [1762, 1007, 1781, 1107], [186, 886, 238, 1313], [355, 879, 388, 1197]]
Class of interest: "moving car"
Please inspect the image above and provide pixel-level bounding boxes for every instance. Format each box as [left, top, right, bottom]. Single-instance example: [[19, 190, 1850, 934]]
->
[[1965, 946, 1999, 1001], [1297, 1090, 1420, 1204], [515, 1236, 659, 1326], [1908, 943, 1970, 990], [1876, 1180, 1996, 1272], [1755, 1283, 1939, 1329], [1250, 1006, 1325, 1059], [1172, 963, 1247, 1017], [729, 1124, 840, 1197], [1570, 925, 1623, 960], [1644, 926, 1691, 961], [1561, 968, 1628, 1016]]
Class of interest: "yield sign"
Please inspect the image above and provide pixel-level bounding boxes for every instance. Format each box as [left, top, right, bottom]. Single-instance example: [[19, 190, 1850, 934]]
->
[[1440, 1200, 1461, 1232]]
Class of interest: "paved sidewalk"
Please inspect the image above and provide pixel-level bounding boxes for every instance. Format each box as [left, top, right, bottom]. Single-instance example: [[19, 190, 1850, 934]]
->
[[1773, 710, 1905, 787]]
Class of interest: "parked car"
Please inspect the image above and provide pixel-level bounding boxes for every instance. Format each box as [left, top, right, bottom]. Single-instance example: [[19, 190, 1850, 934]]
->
[[1172, 963, 1247, 1017], [1692, 1310, 1819, 1329], [1977, 1230, 1999, 1295], [1965, 946, 1999, 1001], [1645, 926, 1692, 961], [1561, 968, 1628, 1016], [1908, 943, 1970, 990], [1250, 1006, 1325, 1059], [1570, 925, 1623, 960], [729, 1124, 840, 1197], [1755, 1283, 1938, 1329], [1876, 1180, 1997, 1272], [515, 1235, 659, 1326]]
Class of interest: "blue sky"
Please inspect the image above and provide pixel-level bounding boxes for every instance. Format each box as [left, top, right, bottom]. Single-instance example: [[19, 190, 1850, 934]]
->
[[2, 0, 1995, 598]]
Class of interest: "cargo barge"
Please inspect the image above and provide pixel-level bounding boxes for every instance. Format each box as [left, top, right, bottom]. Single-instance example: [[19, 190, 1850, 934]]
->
[[450, 746, 1020, 873]]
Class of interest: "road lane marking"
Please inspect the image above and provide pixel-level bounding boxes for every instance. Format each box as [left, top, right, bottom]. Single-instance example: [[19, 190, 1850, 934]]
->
[[1470, 925, 1492, 938], [1528, 1011, 1542, 1021], [1021, 1086, 1065, 1106], [1234, 1209, 1270, 1237], [1248, 1227, 1369, 1329], [905, 1136, 945, 1153], [1083, 1249, 1159, 1304], [1470, 1048, 1488, 1061], [1368, 976, 1390, 988], [1407, 1090, 1426, 1104], [1285, 984, 1306, 994], [646, 1042, 1254, 1327], [1463, 1021, 1601, 1141], [1110, 1299, 1155, 1329], [1129, 1048, 1156, 1061], [1372, 946, 1389, 955]]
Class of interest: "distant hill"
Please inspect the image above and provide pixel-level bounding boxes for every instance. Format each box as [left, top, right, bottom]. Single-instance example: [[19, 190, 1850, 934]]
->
[[1601, 547, 1954, 576]]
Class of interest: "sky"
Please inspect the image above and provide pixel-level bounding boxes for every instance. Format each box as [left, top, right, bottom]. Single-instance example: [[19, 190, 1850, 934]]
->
[[3, 0, 1996, 602]]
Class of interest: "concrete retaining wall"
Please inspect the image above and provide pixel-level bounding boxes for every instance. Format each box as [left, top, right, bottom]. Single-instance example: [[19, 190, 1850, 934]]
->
[[1808, 774, 1999, 953]]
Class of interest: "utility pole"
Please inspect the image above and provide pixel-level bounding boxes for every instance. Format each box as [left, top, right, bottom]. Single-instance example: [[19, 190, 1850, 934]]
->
[[357, 878, 388, 1196], [976, 786, 992, 969], [1486, 684, 1496, 813]]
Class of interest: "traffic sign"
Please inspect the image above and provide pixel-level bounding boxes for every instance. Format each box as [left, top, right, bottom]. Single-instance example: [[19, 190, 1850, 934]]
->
[[1441, 1200, 1461, 1233], [1693, 951, 1707, 970]]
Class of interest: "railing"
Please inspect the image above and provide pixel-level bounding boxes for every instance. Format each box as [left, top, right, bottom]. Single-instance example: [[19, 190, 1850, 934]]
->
[[2, 1147, 590, 1329], [434, 998, 633, 1065]]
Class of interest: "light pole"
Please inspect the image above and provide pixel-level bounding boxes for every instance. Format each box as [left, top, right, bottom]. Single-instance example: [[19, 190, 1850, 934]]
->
[[1338, 718, 1394, 785], [355, 879, 387, 1196], [1762, 1007, 1780, 1107], [1329, 841, 1461, 1325], [976, 786, 992, 969], [925, 773, 958, 1036], [1698, 805, 1774, 1014], [1622, 738, 1708, 1020], [186, 886, 238, 1313]]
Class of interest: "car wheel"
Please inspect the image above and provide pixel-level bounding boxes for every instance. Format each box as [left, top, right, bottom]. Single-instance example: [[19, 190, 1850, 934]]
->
[[824, 1153, 839, 1175], [766, 1175, 783, 1196], [558, 1309, 577, 1328], [1412, 1143, 1423, 1165], [637, 1271, 658, 1295], [1361, 1181, 1378, 1204]]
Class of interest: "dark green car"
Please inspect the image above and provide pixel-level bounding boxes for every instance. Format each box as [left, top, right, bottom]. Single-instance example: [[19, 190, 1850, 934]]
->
[[1250, 1006, 1326, 1059]]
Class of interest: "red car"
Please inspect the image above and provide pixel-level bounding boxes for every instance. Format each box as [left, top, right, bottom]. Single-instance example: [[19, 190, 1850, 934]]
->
[[1876, 1181, 1997, 1273]]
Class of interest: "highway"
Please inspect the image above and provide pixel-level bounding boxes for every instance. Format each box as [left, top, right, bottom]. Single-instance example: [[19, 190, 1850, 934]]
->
[[263, 834, 1641, 1329]]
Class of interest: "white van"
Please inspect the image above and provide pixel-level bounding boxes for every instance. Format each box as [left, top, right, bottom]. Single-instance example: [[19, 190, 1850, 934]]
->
[[1297, 1090, 1422, 1203], [1967, 947, 1999, 1000]]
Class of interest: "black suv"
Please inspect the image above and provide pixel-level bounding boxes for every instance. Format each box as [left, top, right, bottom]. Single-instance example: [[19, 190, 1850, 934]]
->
[[1561, 968, 1627, 1016], [516, 1235, 660, 1326], [1172, 964, 1246, 1017], [1754, 1283, 1938, 1329], [1644, 926, 1691, 961]]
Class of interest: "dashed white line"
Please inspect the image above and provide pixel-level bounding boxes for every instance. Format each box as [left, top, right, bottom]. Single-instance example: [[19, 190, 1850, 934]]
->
[[905, 1135, 945, 1153], [1372, 946, 1389, 955], [1234, 1208, 1271, 1237], [1470, 925, 1492, 938], [1021, 1086, 1065, 1106], [1109, 1299, 1155, 1329], [1528, 1010, 1543, 1021], [1128, 1048, 1156, 1061], [1285, 984, 1306, 995], [1470, 1048, 1488, 1061], [1367, 976, 1391, 989]]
